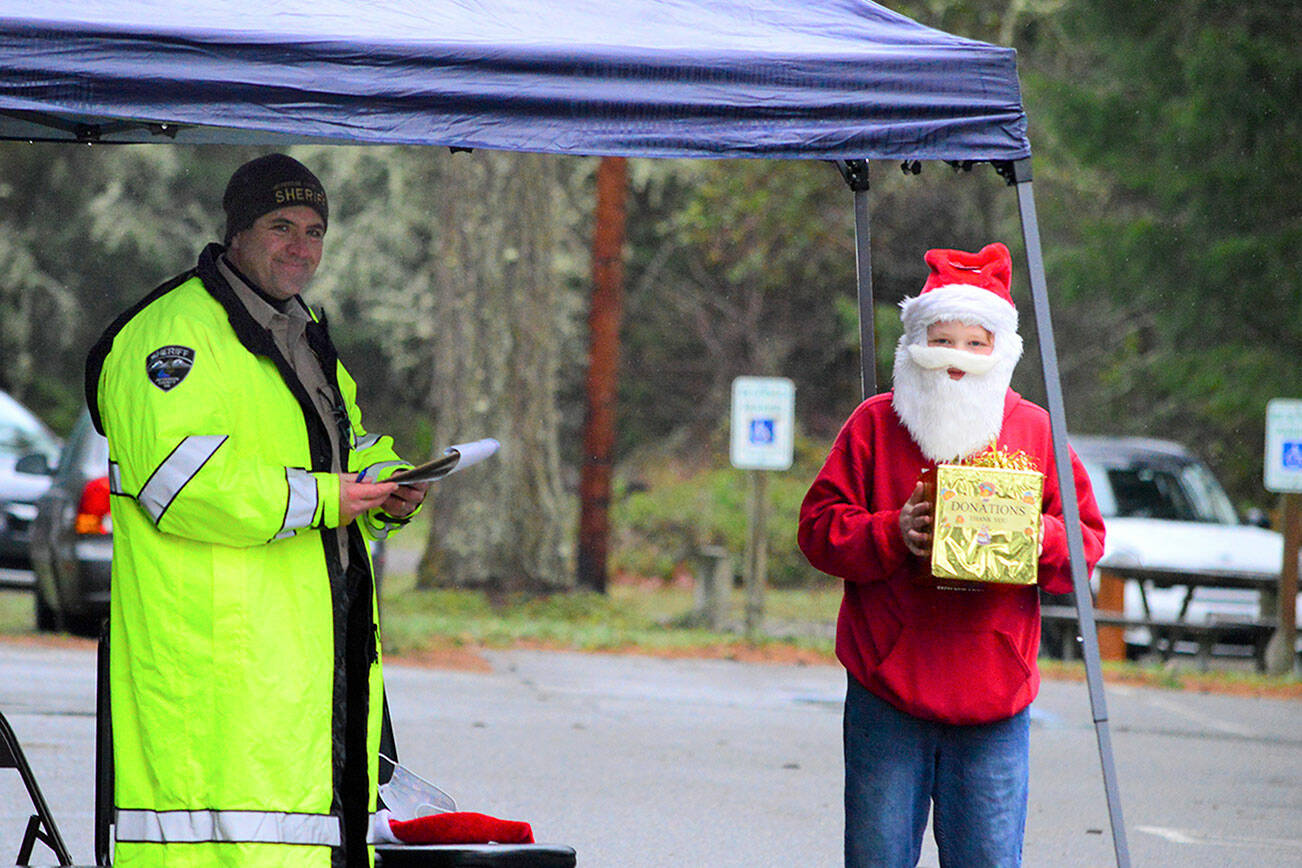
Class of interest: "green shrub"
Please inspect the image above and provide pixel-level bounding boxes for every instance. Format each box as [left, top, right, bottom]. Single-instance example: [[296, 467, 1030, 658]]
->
[[611, 432, 836, 588]]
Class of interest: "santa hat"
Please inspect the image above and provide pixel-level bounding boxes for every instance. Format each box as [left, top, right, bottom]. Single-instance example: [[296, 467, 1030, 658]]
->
[[898, 242, 1018, 347], [373, 809, 535, 845]]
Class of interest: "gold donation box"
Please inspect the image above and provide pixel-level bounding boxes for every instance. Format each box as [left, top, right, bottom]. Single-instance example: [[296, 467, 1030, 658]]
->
[[928, 464, 1043, 586]]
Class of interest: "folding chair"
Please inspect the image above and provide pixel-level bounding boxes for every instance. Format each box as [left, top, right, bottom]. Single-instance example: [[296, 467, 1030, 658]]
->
[[0, 708, 75, 866], [95, 630, 574, 867], [93, 627, 112, 867]]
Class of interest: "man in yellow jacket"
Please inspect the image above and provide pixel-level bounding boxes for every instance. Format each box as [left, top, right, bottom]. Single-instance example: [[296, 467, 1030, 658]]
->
[[86, 154, 427, 867]]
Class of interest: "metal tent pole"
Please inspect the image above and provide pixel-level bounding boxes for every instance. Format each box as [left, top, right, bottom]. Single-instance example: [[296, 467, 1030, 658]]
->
[[834, 159, 877, 396], [1000, 158, 1132, 867]]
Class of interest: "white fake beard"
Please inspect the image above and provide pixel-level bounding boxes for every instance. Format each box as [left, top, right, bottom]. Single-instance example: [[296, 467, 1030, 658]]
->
[[891, 341, 1019, 463]]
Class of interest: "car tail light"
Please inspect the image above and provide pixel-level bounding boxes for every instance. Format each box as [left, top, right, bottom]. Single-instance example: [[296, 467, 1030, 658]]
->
[[75, 476, 112, 535]]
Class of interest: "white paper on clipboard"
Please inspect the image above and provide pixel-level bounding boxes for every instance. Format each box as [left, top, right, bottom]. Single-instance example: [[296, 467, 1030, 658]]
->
[[386, 438, 500, 485]]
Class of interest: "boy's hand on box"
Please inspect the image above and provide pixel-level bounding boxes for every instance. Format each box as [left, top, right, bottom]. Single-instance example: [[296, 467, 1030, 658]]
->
[[899, 482, 933, 557]]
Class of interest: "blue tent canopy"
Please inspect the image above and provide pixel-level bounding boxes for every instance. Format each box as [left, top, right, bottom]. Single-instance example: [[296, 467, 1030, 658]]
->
[[0, 0, 1028, 160]]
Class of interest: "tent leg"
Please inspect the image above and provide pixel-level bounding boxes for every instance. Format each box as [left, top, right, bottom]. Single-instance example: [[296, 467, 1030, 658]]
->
[[834, 160, 876, 397], [1007, 159, 1131, 868], [853, 184, 876, 397]]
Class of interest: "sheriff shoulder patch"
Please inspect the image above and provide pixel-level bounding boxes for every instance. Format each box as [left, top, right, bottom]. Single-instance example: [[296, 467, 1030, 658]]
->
[[146, 345, 195, 391]]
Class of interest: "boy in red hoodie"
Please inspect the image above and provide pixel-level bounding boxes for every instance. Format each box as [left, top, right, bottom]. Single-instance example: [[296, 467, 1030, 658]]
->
[[798, 243, 1104, 867]]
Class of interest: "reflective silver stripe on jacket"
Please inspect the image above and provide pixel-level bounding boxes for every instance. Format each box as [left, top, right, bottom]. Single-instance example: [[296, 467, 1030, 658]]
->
[[137, 435, 228, 524], [357, 460, 406, 483], [114, 808, 341, 846], [108, 461, 125, 495], [275, 468, 319, 540], [354, 432, 381, 451]]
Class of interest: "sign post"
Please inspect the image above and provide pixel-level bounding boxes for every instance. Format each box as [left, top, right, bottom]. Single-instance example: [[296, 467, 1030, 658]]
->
[[730, 377, 795, 638], [1263, 398, 1302, 675]]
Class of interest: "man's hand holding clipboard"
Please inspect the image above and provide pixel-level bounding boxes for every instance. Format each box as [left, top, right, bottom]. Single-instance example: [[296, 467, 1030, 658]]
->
[[340, 438, 500, 526], [386, 438, 501, 484]]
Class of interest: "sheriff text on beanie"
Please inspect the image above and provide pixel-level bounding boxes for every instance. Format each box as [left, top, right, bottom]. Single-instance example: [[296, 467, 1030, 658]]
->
[[222, 153, 328, 244]]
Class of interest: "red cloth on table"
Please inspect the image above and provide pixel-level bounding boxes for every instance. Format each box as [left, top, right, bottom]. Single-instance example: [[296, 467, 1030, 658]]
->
[[389, 812, 535, 845]]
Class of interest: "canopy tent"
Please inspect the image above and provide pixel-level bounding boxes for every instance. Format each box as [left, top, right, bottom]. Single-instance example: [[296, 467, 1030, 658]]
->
[[0, 2, 1127, 863], [0, 0, 1028, 159]]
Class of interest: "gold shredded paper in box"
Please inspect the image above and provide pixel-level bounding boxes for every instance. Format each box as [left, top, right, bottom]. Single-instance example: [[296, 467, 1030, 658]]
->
[[927, 445, 1044, 587]]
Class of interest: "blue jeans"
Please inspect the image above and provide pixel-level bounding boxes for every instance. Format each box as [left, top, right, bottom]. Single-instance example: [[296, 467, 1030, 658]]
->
[[843, 675, 1029, 868]]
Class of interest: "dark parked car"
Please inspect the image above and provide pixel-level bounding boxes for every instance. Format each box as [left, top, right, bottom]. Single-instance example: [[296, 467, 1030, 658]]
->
[[0, 390, 60, 582], [28, 409, 111, 634]]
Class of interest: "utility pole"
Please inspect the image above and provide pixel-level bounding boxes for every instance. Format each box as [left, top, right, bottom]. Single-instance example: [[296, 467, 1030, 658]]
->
[[577, 156, 628, 592]]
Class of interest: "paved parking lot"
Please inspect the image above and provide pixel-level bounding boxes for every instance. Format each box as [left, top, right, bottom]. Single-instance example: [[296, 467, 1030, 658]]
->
[[1, 641, 1299, 866]]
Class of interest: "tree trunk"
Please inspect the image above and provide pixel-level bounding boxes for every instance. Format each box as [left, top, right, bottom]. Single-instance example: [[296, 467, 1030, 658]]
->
[[418, 152, 572, 592]]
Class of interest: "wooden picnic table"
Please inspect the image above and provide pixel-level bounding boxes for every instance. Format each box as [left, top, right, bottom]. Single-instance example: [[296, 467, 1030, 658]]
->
[[1041, 564, 1283, 670], [1103, 564, 1281, 623]]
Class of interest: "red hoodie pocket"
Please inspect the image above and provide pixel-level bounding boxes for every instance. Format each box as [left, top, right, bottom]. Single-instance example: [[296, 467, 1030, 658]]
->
[[872, 625, 1033, 725]]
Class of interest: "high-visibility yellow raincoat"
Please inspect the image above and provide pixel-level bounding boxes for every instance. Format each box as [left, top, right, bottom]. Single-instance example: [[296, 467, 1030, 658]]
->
[[86, 244, 412, 867]]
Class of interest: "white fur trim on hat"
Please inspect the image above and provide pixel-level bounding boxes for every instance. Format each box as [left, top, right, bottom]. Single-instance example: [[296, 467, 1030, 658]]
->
[[899, 283, 1019, 346]]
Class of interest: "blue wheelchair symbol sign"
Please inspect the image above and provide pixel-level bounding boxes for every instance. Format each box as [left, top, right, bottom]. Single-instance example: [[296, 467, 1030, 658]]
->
[[1284, 440, 1302, 470], [748, 418, 776, 446]]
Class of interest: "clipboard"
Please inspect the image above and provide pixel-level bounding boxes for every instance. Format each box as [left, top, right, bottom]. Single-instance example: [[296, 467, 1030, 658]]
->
[[386, 438, 500, 485]]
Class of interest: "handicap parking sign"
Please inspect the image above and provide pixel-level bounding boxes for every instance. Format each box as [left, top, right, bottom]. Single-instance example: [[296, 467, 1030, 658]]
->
[[731, 377, 795, 471], [1265, 399, 1302, 493]]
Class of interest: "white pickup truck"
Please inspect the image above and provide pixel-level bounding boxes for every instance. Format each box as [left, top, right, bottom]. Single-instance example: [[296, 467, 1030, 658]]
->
[[1062, 435, 1299, 659]]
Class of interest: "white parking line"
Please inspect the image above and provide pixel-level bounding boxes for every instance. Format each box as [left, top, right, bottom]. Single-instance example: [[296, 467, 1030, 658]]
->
[[1137, 825, 1302, 850], [1144, 693, 1258, 738]]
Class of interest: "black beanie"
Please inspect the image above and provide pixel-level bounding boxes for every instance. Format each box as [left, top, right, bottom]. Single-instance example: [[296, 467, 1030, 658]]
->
[[222, 154, 328, 244]]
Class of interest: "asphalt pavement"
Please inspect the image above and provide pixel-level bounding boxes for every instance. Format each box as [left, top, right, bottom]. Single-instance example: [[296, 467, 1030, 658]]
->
[[1, 640, 1299, 867]]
